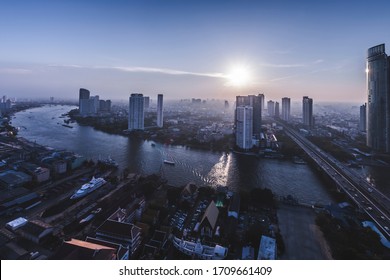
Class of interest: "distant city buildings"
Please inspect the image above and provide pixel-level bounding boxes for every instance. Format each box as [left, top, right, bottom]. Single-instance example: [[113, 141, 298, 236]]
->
[[281, 97, 291, 122], [78, 88, 111, 116], [359, 103, 367, 132], [224, 100, 229, 109], [128, 93, 144, 131], [302, 96, 314, 128], [366, 44, 390, 152], [157, 94, 163, 128], [192, 98, 202, 104], [0, 97, 11, 114]]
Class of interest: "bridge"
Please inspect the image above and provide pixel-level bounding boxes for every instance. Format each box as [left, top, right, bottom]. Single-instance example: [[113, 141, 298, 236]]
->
[[278, 122, 390, 239]]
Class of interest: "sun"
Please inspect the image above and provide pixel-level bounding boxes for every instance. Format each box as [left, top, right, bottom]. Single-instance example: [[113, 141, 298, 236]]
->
[[226, 65, 252, 87]]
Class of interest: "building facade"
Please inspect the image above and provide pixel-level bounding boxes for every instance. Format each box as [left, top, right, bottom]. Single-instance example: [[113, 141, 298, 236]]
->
[[267, 100, 275, 117], [359, 103, 367, 132], [143, 96, 150, 109], [366, 44, 390, 152], [302, 96, 313, 128], [274, 102, 280, 118], [235, 94, 263, 139], [235, 106, 253, 150], [281, 97, 291, 122], [157, 94, 163, 128], [128, 93, 144, 131]]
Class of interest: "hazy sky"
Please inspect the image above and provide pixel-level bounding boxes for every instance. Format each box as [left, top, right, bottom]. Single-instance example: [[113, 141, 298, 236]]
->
[[1, 0, 389, 102]]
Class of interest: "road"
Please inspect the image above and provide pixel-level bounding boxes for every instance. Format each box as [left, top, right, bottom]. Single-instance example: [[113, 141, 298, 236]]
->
[[279, 122, 390, 238]]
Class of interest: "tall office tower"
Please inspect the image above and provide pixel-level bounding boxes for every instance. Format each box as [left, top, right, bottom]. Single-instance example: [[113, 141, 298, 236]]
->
[[267, 100, 275, 117], [79, 88, 90, 115], [2, 96, 6, 103], [144, 96, 150, 109], [128, 93, 145, 131], [224, 100, 229, 109], [302, 96, 313, 128], [236, 106, 253, 150], [275, 102, 280, 118], [281, 97, 291, 122], [157, 94, 163, 128], [251, 95, 263, 138], [235, 94, 263, 138], [259, 93, 265, 111], [366, 44, 390, 152], [359, 103, 367, 132]]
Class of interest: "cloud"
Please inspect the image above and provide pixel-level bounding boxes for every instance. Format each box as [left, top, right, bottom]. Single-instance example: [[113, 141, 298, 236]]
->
[[269, 74, 300, 82], [314, 59, 324, 64], [0, 68, 32, 74], [260, 63, 306, 68], [49, 64, 227, 79]]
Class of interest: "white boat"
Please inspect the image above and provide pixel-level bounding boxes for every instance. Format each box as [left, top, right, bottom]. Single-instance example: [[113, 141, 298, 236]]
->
[[172, 237, 228, 260], [70, 177, 106, 199], [163, 160, 175, 165]]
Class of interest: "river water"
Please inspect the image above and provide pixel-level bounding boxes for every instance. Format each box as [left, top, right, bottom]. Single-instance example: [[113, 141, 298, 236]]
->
[[12, 105, 334, 205]]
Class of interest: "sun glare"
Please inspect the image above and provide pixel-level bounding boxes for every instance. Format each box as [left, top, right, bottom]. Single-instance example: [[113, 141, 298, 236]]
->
[[227, 65, 252, 87]]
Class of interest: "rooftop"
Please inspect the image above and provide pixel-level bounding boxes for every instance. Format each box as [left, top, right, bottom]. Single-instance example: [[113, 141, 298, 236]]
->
[[257, 235, 276, 260]]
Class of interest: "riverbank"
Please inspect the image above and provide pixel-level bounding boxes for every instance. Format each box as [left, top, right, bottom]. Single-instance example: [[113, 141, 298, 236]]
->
[[68, 108, 232, 152]]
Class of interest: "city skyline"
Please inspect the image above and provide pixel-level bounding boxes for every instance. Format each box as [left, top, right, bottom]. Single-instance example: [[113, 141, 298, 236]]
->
[[1, 1, 390, 102]]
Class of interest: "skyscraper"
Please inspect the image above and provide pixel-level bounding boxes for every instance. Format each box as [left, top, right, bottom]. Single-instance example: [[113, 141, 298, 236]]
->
[[302, 96, 313, 128], [281, 97, 291, 122], [275, 102, 280, 118], [92, 95, 100, 114], [366, 44, 390, 152], [79, 88, 90, 115], [236, 106, 253, 150], [128, 93, 144, 131], [157, 94, 163, 128], [359, 103, 367, 132], [252, 95, 263, 138], [267, 100, 275, 117], [144, 96, 150, 109], [235, 94, 263, 138]]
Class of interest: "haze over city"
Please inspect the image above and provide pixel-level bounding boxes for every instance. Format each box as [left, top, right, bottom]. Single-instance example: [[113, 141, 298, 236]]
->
[[1, 0, 389, 102]]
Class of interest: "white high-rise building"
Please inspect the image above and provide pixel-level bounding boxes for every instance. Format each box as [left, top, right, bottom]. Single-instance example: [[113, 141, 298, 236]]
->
[[128, 93, 144, 131], [157, 94, 163, 128], [235, 106, 253, 150]]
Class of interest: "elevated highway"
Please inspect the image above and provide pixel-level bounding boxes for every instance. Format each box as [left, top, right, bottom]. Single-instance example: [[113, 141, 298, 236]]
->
[[280, 123, 390, 238]]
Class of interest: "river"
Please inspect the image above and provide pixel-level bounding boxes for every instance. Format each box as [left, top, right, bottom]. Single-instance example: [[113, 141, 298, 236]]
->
[[12, 105, 334, 205]]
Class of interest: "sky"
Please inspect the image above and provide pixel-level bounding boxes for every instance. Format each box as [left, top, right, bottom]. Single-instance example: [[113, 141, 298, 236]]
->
[[0, 0, 389, 102]]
